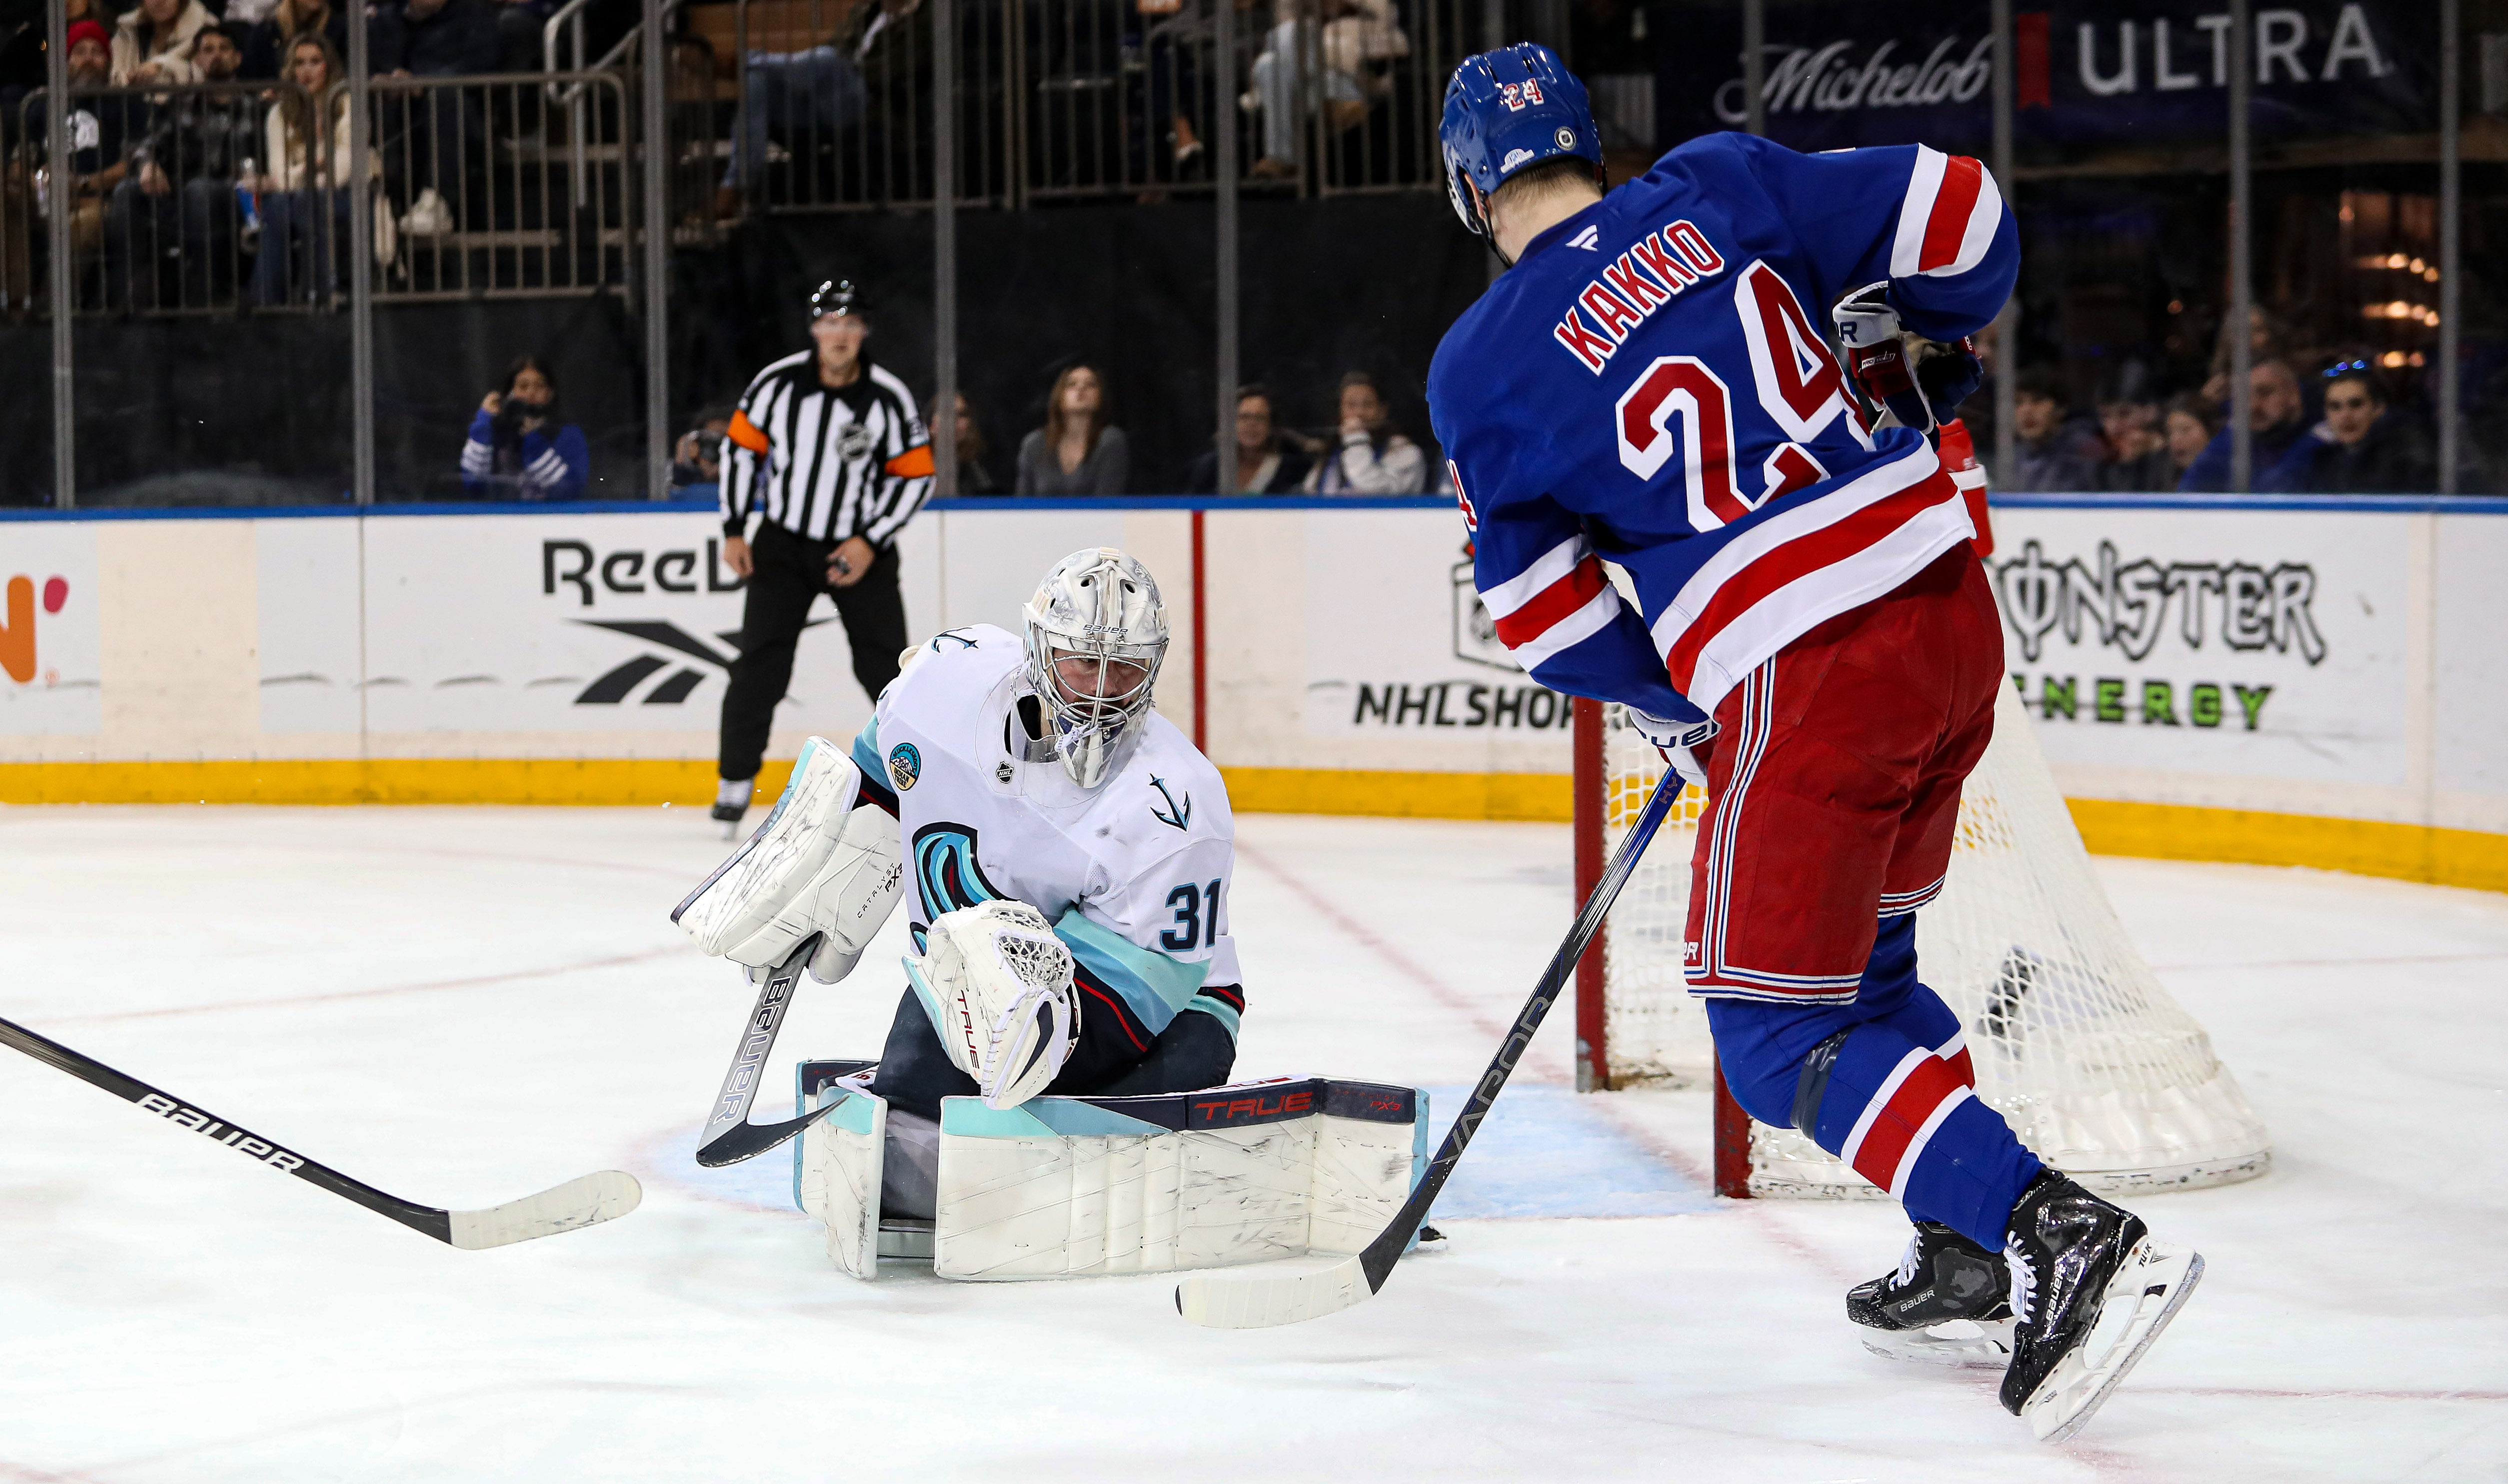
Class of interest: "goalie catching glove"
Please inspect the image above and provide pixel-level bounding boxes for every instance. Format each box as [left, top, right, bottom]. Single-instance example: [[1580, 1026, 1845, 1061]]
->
[[905, 901, 1081, 1111], [1832, 281, 1982, 435], [673, 738, 905, 984]]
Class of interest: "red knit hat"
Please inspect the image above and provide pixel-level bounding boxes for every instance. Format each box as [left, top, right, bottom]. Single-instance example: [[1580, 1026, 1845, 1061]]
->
[[65, 18, 110, 51]]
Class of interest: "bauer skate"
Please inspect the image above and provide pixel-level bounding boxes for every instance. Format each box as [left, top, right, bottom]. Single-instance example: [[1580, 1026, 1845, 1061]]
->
[[1999, 1171, 2204, 1442], [1847, 1220, 2014, 1368]]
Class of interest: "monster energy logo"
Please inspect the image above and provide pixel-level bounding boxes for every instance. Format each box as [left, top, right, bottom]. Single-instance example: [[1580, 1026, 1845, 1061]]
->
[[1995, 539, 2328, 666]]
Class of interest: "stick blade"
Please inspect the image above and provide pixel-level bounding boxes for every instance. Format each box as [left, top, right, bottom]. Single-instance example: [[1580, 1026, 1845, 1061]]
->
[[696, 1101, 838, 1168], [445, 1170, 643, 1250], [1175, 1252, 1372, 1330]]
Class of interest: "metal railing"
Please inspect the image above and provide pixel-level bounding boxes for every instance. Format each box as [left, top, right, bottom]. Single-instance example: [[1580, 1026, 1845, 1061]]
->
[[690, 0, 1464, 213], [4, 72, 644, 315], [7, 80, 329, 316], [369, 71, 635, 299]]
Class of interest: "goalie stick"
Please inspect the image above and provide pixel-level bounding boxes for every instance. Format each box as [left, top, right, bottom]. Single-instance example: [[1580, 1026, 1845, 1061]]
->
[[695, 932, 844, 1168], [1176, 771, 1682, 1329], [0, 1013, 640, 1250]]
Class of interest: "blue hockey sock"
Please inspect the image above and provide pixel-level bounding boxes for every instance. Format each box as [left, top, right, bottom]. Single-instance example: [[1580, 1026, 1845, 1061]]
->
[[1800, 1022, 2042, 1249]]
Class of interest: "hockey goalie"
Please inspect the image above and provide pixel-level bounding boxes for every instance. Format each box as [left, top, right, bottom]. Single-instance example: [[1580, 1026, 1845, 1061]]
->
[[673, 547, 1424, 1281]]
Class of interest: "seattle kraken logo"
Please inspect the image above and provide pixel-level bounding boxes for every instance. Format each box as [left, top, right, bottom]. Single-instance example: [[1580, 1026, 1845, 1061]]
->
[[912, 823, 1004, 915], [1148, 776, 1191, 832]]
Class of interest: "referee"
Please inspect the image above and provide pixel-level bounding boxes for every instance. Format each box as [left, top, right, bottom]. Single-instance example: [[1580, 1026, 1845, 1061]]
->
[[712, 278, 935, 831]]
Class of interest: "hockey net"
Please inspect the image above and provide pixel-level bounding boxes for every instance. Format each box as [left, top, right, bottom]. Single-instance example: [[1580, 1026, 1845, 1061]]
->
[[1575, 682, 2272, 1199]]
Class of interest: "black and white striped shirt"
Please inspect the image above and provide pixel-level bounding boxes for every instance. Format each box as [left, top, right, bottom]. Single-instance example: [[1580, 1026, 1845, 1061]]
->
[[722, 352, 935, 544]]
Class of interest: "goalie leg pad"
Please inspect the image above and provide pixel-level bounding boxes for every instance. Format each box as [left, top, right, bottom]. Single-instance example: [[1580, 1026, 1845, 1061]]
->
[[673, 736, 904, 981], [928, 1079, 1426, 1281], [796, 1080, 886, 1280]]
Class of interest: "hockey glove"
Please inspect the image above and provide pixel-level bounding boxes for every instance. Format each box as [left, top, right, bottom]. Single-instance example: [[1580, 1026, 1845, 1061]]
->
[[1627, 709, 1717, 791], [906, 900, 1081, 1110], [1832, 281, 1982, 435], [674, 739, 905, 984]]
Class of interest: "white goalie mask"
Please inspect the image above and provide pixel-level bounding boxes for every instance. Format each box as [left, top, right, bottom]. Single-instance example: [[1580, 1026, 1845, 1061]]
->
[[1021, 547, 1169, 790]]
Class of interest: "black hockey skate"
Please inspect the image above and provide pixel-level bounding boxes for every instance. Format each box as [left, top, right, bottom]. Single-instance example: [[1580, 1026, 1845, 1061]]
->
[[711, 777, 753, 840], [1999, 1170, 2204, 1442], [1847, 1221, 2014, 1368]]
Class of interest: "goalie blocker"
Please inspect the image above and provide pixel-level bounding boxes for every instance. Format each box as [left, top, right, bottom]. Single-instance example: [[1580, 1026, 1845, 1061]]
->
[[792, 1061, 1427, 1282]]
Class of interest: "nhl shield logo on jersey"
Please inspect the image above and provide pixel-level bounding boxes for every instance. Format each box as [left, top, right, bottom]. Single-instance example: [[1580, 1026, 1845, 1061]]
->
[[887, 743, 922, 791]]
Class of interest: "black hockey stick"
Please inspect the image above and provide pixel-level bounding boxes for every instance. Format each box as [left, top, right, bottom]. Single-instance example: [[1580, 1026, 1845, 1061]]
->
[[0, 1014, 640, 1250], [694, 932, 845, 1167], [1176, 771, 1684, 1328]]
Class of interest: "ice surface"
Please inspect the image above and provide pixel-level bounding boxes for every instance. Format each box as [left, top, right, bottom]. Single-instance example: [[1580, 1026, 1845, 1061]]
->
[[0, 806, 2502, 1481]]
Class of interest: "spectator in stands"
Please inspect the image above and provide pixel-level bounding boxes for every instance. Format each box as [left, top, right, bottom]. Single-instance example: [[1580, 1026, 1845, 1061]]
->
[[1246, 0, 1406, 178], [2259, 364, 2438, 495], [251, 34, 395, 304], [1187, 383, 1310, 493], [2008, 369, 2100, 492], [2179, 358, 2308, 492], [945, 391, 1000, 494], [462, 355, 590, 499], [107, 23, 255, 308], [373, 0, 499, 230], [1015, 363, 1129, 495], [2093, 393, 2172, 491], [241, 0, 347, 82], [1304, 369, 1424, 493], [493, 0, 559, 77], [2201, 305, 2293, 407], [670, 406, 735, 496], [112, 0, 214, 84], [717, 0, 915, 217], [22, 20, 129, 285], [2161, 394, 2219, 484]]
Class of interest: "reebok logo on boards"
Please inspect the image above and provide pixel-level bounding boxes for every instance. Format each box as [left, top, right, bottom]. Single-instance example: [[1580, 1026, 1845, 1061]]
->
[[0, 573, 71, 684]]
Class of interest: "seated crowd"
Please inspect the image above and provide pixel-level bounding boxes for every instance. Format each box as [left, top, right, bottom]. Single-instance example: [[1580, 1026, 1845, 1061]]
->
[[669, 365, 1435, 500], [3, 0, 627, 310], [2000, 350, 2446, 498]]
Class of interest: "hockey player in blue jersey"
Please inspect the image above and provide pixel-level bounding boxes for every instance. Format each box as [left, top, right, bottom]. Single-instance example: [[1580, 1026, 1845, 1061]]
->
[[1429, 44, 2201, 1442]]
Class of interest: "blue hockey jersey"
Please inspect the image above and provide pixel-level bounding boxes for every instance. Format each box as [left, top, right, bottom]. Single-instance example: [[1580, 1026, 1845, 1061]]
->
[[1428, 133, 2017, 723]]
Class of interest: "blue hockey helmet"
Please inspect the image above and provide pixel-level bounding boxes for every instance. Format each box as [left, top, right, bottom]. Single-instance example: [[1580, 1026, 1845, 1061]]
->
[[1439, 43, 1603, 239]]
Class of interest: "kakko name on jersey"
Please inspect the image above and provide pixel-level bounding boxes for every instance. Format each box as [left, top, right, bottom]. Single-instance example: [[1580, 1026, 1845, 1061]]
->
[[853, 625, 1245, 1057], [1429, 132, 2017, 724]]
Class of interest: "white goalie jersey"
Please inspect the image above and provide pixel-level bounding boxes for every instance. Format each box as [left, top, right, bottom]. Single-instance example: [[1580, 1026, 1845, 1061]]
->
[[853, 625, 1245, 1052]]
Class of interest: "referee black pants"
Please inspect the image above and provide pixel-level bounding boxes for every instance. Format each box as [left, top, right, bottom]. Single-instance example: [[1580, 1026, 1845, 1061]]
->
[[716, 522, 907, 784]]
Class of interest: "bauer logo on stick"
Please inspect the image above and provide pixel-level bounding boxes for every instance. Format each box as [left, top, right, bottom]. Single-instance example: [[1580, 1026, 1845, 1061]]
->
[[138, 1092, 305, 1171]]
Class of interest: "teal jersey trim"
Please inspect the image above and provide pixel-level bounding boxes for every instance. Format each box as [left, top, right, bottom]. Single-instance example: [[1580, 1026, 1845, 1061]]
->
[[1054, 907, 1210, 1037], [1179, 992, 1241, 1040], [850, 719, 883, 782], [940, 1097, 1172, 1139]]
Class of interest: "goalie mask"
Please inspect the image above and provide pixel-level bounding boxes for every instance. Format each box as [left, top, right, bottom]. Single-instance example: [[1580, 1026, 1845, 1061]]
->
[[1021, 547, 1169, 790]]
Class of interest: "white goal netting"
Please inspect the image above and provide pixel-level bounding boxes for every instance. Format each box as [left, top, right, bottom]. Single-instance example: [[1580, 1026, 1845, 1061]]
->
[[1596, 681, 2272, 1197]]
